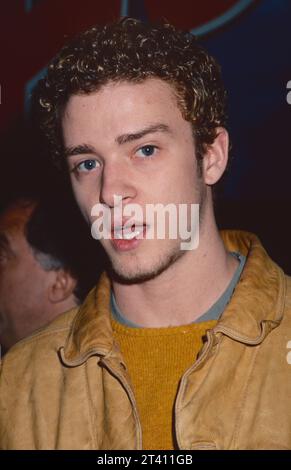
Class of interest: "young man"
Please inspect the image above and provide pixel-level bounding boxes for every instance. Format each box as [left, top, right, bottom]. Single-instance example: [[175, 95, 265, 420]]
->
[[0, 18, 291, 450]]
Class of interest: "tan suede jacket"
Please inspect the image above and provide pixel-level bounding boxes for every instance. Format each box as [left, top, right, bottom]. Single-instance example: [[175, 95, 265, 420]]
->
[[1, 230, 291, 450]]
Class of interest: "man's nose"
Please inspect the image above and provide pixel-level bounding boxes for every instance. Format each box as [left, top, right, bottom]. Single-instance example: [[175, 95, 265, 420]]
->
[[99, 162, 136, 208]]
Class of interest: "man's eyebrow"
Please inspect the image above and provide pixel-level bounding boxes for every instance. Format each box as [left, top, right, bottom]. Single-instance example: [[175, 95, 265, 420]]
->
[[116, 123, 172, 145], [64, 144, 96, 159], [64, 124, 172, 158]]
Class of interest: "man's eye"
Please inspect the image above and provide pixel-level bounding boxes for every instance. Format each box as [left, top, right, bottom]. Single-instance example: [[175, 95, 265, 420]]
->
[[136, 145, 158, 158], [76, 159, 98, 172]]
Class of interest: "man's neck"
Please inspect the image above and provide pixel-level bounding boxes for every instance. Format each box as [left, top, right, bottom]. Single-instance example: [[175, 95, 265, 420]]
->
[[112, 219, 239, 328]]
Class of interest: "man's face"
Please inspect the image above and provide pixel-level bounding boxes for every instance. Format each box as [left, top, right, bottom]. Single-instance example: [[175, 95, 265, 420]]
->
[[63, 78, 206, 283], [0, 205, 52, 353]]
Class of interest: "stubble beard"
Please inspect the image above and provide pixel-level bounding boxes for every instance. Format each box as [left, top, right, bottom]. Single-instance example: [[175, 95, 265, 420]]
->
[[108, 239, 186, 285]]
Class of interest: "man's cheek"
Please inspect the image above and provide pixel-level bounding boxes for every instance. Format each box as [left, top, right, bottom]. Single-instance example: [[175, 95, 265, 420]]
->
[[71, 189, 90, 222], [82, 205, 92, 225]]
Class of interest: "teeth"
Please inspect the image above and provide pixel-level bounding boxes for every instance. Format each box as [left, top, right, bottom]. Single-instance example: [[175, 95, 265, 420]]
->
[[124, 229, 142, 240], [114, 227, 143, 240]]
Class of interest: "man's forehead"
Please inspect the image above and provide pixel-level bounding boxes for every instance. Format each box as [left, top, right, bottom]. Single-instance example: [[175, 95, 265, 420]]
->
[[65, 77, 179, 112], [62, 77, 185, 147]]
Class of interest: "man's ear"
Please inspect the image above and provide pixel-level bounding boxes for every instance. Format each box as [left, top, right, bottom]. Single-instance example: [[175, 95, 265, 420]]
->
[[48, 269, 77, 304], [202, 127, 229, 186]]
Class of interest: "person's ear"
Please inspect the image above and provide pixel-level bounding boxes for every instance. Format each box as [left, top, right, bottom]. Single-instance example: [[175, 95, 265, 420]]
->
[[48, 269, 77, 304], [202, 127, 229, 185]]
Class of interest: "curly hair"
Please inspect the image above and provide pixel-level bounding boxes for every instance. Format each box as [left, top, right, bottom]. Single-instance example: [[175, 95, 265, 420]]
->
[[34, 17, 227, 172]]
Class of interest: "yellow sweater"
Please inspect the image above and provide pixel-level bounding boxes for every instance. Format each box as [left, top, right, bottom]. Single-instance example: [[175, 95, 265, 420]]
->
[[112, 318, 217, 450]]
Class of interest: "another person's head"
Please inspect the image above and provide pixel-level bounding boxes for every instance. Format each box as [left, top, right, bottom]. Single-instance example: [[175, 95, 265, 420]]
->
[[34, 18, 229, 284], [0, 196, 105, 354]]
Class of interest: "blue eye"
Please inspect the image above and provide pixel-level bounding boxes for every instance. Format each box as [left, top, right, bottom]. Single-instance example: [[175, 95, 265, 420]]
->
[[77, 159, 98, 172], [136, 145, 157, 158]]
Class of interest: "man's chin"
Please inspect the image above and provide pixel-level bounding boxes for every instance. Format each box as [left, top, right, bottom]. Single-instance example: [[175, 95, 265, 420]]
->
[[108, 248, 185, 285], [109, 266, 161, 285]]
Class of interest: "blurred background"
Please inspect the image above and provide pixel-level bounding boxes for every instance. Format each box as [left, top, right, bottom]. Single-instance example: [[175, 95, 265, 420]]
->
[[0, 0, 291, 271]]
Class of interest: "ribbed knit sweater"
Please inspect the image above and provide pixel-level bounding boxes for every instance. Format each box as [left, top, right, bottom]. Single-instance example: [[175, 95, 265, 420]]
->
[[112, 318, 217, 450]]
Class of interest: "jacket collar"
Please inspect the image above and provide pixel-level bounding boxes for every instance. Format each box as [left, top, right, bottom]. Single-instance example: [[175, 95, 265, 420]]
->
[[215, 230, 285, 343], [60, 273, 117, 367], [60, 230, 286, 366]]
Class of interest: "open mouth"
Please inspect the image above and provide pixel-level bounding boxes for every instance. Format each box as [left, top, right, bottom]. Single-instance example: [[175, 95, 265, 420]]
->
[[112, 224, 146, 240]]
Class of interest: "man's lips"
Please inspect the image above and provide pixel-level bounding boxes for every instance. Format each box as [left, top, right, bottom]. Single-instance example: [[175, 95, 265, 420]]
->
[[110, 224, 148, 252]]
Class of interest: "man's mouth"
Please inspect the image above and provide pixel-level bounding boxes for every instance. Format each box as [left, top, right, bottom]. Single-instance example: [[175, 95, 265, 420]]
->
[[112, 224, 146, 240]]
